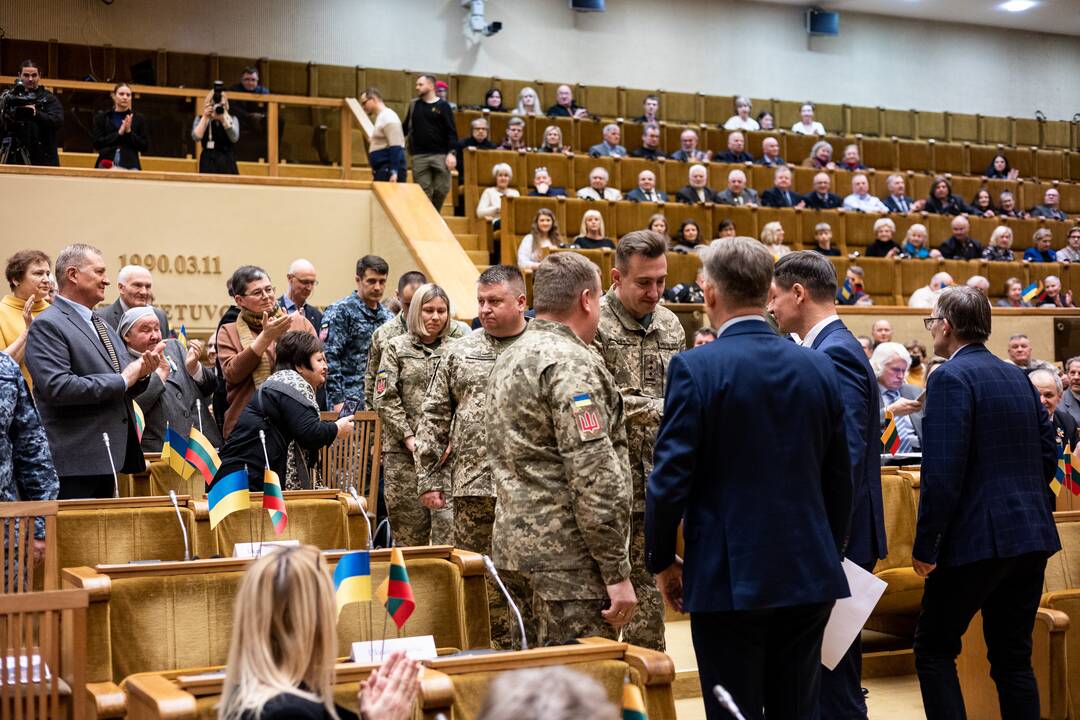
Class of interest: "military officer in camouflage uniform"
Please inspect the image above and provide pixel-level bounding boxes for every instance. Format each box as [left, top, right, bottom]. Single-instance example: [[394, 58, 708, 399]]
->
[[593, 230, 685, 651], [415, 265, 529, 648], [364, 271, 427, 411], [373, 283, 464, 547], [487, 252, 637, 647], [322, 255, 392, 412]]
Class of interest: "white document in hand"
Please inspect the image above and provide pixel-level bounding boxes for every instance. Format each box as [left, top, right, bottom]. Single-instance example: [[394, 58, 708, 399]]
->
[[821, 558, 888, 670]]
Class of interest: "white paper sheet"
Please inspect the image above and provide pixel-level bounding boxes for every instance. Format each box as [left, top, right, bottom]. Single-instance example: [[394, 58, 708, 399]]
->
[[351, 635, 438, 663], [232, 539, 300, 558], [821, 558, 888, 670]]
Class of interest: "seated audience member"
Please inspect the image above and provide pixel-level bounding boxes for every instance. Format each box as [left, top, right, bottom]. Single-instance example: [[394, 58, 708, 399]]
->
[[1039, 275, 1074, 308], [938, 215, 982, 260], [812, 223, 840, 256], [791, 103, 826, 135], [576, 166, 622, 201], [924, 176, 971, 215], [476, 666, 617, 720], [843, 173, 888, 213], [360, 88, 406, 182], [872, 319, 893, 345], [1024, 228, 1057, 263], [571, 210, 616, 249], [858, 336, 873, 358], [671, 129, 710, 163], [455, 118, 497, 184], [713, 168, 758, 206], [693, 327, 717, 347], [119, 307, 218, 452], [498, 117, 529, 151], [518, 208, 562, 270], [1062, 357, 1080, 426], [756, 136, 785, 167], [757, 111, 775, 130], [903, 223, 941, 259], [513, 86, 543, 117], [625, 169, 667, 203], [865, 218, 902, 258], [723, 96, 760, 131], [760, 221, 790, 258], [630, 123, 666, 160], [998, 191, 1028, 218], [676, 164, 719, 204], [911, 273, 954, 310], [434, 80, 457, 110], [634, 94, 660, 124], [192, 87, 240, 175], [969, 188, 997, 217], [99, 265, 171, 337], [838, 144, 865, 172], [647, 213, 668, 236], [671, 219, 705, 254], [547, 84, 588, 119], [588, 124, 627, 158], [882, 174, 925, 214], [1007, 333, 1057, 374], [836, 265, 867, 305], [219, 545, 420, 720], [1030, 369, 1078, 506], [1, 250, 52, 385], [984, 153, 1019, 180], [484, 88, 508, 113], [997, 277, 1031, 308], [715, 131, 753, 163], [761, 166, 805, 208], [1031, 188, 1069, 221], [217, 266, 317, 438], [477, 163, 520, 229], [871, 342, 923, 452], [528, 166, 567, 197], [966, 274, 991, 297], [802, 141, 836, 170], [216, 332, 350, 491], [664, 268, 706, 304], [905, 340, 928, 388], [92, 82, 148, 170], [1057, 225, 1080, 263], [538, 125, 572, 154], [716, 219, 737, 239], [803, 172, 843, 210], [982, 226, 1015, 261]]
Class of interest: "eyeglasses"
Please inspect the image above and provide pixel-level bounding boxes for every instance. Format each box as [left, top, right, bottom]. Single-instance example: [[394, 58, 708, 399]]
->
[[244, 286, 276, 298], [923, 316, 943, 331], [292, 278, 319, 287]]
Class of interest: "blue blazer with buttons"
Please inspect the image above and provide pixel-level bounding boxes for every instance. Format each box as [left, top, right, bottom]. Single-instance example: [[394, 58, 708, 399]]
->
[[646, 319, 852, 612], [914, 344, 1059, 567], [811, 319, 886, 566]]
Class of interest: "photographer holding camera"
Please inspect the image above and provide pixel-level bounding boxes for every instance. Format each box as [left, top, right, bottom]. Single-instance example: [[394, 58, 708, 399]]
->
[[91, 82, 148, 170], [191, 81, 239, 174], [1, 60, 64, 166]]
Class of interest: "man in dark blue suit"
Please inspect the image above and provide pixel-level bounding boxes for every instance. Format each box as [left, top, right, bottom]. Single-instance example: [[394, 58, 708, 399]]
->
[[915, 286, 1060, 720], [760, 165, 806, 209], [770, 252, 886, 719], [647, 237, 853, 720]]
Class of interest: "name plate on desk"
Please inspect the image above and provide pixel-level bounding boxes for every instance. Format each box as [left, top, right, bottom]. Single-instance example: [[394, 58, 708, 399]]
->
[[232, 540, 300, 558], [350, 635, 437, 663]]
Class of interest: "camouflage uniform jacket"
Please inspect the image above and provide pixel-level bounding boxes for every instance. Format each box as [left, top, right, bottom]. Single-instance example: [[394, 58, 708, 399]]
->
[[487, 318, 632, 586], [373, 326, 465, 454], [0, 353, 59, 538], [322, 293, 393, 407], [593, 288, 685, 511], [364, 312, 408, 411], [415, 326, 526, 498]]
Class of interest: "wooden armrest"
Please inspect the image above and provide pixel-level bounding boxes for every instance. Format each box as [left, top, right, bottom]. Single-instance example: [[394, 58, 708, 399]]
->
[[87, 681, 127, 719], [124, 674, 197, 720], [417, 668, 454, 712], [450, 549, 487, 577], [1035, 607, 1070, 720], [62, 566, 112, 601], [624, 644, 676, 686]]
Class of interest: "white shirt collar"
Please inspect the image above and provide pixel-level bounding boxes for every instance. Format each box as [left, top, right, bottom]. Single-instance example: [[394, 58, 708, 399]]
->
[[717, 314, 767, 337], [949, 343, 971, 360], [801, 314, 840, 348]]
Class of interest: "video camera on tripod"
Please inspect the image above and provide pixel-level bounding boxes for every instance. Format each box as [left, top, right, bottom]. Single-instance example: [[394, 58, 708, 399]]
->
[[0, 77, 45, 165]]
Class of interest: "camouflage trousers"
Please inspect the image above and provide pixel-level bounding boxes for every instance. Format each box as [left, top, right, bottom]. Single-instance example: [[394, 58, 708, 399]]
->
[[498, 569, 618, 648], [453, 495, 512, 650], [383, 452, 453, 547], [622, 512, 666, 651]]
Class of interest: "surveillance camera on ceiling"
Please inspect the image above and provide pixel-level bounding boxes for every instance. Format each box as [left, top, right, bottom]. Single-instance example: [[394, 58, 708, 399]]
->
[[462, 0, 503, 37]]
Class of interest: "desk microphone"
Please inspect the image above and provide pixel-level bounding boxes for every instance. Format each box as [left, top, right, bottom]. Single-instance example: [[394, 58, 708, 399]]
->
[[374, 517, 392, 548], [713, 685, 747, 720], [103, 433, 119, 498], [348, 486, 374, 550], [481, 554, 528, 651], [169, 490, 191, 561]]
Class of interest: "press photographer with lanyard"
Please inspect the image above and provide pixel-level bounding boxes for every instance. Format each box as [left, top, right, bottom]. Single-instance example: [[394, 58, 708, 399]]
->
[[1, 60, 64, 166], [192, 82, 239, 174]]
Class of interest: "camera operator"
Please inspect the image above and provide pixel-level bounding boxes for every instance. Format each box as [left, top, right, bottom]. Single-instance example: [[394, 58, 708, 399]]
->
[[191, 84, 239, 174], [2, 60, 64, 166], [228, 67, 279, 162], [91, 82, 148, 170]]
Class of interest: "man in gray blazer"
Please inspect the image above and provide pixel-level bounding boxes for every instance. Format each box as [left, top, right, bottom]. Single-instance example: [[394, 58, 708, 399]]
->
[[96, 265, 171, 338], [26, 244, 163, 498], [713, 168, 760, 206], [1060, 357, 1080, 427], [871, 341, 924, 451]]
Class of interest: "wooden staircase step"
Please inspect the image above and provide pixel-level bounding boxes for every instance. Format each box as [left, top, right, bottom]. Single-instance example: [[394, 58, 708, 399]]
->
[[443, 216, 470, 233], [455, 233, 482, 251], [466, 249, 489, 265]]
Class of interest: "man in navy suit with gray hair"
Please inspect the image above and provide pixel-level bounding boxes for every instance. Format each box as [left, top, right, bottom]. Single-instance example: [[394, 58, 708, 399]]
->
[[915, 286, 1059, 719], [646, 237, 852, 719]]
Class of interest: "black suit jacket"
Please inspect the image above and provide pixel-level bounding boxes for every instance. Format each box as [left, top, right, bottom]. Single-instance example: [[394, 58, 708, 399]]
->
[[804, 192, 843, 210], [882, 195, 916, 213], [630, 147, 667, 160], [527, 187, 568, 197], [675, 185, 716, 204], [715, 151, 753, 163], [625, 188, 669, 203], [756, 155, 786, 167], [91, 110, 149, 170], [98, 299, 171, 339], [761, 187, 804, 208]]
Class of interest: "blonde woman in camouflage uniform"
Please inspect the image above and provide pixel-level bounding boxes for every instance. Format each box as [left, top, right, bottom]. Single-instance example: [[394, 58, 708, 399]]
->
[[373, 284, 464, 546]]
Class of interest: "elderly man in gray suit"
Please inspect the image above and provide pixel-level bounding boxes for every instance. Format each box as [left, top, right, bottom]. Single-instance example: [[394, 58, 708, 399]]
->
[[96, 265, 171, 338], [1061, 356, 1080, 427], [871, 341, 924, 452], [25, 244, 163, 498]]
